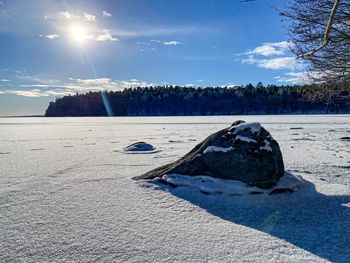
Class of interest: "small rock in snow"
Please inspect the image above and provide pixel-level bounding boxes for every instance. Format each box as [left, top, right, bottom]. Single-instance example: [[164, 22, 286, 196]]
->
[[122, 142, 159, 154]]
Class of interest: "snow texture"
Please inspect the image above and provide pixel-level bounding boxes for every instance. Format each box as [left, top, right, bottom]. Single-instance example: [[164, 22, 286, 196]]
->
[[0, 115, 349, 262], [160, 172, 303, 195]]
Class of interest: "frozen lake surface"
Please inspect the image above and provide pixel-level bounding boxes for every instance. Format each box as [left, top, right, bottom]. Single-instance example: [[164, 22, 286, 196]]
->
[[1, 115, 349, 262]]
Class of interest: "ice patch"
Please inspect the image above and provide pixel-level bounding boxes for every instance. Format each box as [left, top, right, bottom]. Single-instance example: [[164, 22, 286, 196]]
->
[[235, 135, 257, 143], [203, 146, 234, 154], [160, 172, 304, 196]]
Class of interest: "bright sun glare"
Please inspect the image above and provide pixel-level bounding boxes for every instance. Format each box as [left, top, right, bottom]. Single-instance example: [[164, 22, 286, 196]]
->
[[71, 25, 87, 43]]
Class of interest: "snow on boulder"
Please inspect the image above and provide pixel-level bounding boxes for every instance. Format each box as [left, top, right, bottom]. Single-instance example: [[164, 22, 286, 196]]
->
[[159, 172, 304, 195], [133, 120, 285, 188], [122, 142, 159, 154], [203, 146, 234, 154]]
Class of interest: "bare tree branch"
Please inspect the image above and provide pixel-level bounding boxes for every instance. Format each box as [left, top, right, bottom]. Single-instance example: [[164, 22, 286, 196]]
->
[[299, 0, 340, 57]]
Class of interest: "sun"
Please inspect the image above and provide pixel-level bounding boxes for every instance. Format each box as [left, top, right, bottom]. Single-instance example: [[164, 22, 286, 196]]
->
[[70, 25, 87, 43]]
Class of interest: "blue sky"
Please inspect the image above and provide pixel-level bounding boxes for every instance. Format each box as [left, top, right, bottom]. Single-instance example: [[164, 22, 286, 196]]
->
[[0, 0, 308, 116]]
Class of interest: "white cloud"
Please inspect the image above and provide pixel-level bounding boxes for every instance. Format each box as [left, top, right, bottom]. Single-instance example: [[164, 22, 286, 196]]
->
[[1, 79, 9, 82], [0, 75, 210, 98], [241, 55, 258, 65], [102, 11, 112, 17], [88, 29, 118, 42], [241, 55, 300, 70], [220, 83, 239, 88], [274, 71, 324, 84], [45, 34, 59, 40], [84, 13, 96, 22], [163, 41, 182, 46], [71, 78, 153, 91], [239, 41, 302, 71], [257, 57, 298, 70], [5, 89, 48, 97], [138, 39, 182, 46], [245, 41, 292, 56], [59, 11, 80, 20], [119, 79, 154, 88]]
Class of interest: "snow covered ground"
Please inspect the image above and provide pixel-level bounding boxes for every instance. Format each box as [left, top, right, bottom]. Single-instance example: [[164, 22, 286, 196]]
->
[[0, 115, 349, 262]]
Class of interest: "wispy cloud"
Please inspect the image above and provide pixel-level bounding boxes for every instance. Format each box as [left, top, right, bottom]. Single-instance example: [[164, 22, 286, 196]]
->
[[5, 89, 46, 97], [0, 2, 209, 41], [274, 71, 324, 84], [111, 25, 210, 37], [245, 41, 292, 56], [1, 79, 10, 82], [258, 57, 298, 70], [59, 11, 80, 20], [241, 55, 299, 70], [137, 39, 183, 50], [47, 11, 97, 22], [88, 29, 118, 42], [83, 13, 96, 22], [238, 41, 303, 70], [220, 83, 239, 88], [241, 55, 258, 65], [45, 34, 59, 40], [163, 41, 182, 46], [102, 11, 112, 18], [1, 77, 155, 97]]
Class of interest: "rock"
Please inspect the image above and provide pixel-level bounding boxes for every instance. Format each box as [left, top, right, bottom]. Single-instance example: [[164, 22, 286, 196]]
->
[[134, 121, 285, 188], [123, 142, 155, 152]]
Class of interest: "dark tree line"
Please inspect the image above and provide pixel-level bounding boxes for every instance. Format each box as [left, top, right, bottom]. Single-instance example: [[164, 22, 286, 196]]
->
[[45, 83, 350, 117]]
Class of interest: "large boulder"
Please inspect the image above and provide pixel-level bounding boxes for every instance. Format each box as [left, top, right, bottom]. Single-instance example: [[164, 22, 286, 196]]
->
[[133, 121, 285, 188]]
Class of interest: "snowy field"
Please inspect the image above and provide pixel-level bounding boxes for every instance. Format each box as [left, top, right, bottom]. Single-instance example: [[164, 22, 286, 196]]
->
[[0, 115, 349, 262]]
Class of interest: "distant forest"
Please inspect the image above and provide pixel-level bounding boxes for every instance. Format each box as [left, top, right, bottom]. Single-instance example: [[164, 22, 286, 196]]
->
[[45, 83, 350, 116]]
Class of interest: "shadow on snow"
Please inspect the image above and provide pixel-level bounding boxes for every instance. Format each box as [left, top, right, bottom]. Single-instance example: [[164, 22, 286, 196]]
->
[[153, 172, 350, 262]]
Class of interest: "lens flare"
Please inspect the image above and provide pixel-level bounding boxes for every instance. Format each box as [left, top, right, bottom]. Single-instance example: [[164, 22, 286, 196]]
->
[[71, 25, 87, 43]]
